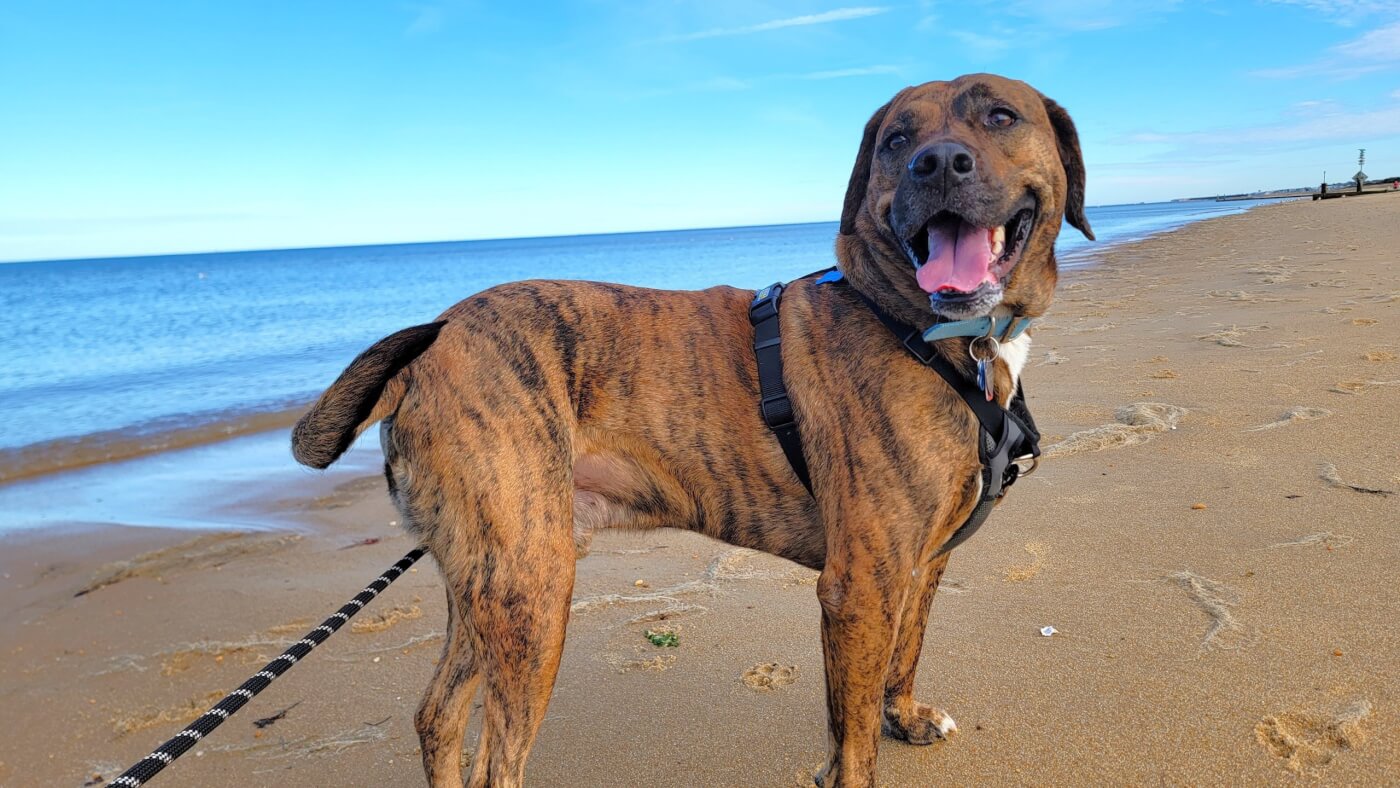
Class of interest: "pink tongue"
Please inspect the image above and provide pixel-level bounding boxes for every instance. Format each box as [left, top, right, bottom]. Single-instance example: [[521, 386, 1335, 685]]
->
[[915, 220, 996, 294]]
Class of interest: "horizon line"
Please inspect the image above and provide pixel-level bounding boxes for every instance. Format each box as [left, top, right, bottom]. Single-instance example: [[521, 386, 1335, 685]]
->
[[1, 200, 1148, 266]]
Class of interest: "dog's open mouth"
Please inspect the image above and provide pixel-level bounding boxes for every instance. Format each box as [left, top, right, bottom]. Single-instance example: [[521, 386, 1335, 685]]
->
[[902, 201, 1036, 296]]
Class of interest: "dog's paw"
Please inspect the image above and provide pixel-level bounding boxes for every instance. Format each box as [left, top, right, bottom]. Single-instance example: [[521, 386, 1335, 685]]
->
[[882, 701, 957, 745]]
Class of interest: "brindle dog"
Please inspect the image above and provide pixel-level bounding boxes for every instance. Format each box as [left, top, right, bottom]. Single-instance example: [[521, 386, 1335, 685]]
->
[[292, 74, 1093, 787]]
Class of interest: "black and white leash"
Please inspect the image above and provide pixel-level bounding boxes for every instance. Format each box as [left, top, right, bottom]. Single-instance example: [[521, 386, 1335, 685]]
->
[[108, 546, 428, 787]]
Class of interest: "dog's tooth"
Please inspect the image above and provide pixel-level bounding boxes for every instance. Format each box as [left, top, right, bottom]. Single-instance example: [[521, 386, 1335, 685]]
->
[[991, 225, 1006, 257]]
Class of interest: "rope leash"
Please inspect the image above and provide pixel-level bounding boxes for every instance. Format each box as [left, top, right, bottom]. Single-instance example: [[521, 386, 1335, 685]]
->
[[108, 546, 427, 787]]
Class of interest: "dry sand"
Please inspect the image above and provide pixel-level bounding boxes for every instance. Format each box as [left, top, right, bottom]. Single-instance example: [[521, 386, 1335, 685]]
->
[[2, 195, 1398, 786]]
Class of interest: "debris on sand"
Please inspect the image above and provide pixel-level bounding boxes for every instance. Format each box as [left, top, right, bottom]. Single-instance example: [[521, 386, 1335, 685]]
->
[[1197, 324, 1268, 348], [1270, 532, 1354, 550], [1319, 463, 1395, 497], [1043, 403, 1186, 458], [1207, 290, 1281, 303], [253, 701, 301, 729], [1245, 406, 1330, 432], [644, 628, 679, 648], [610, 654, 677, 673], [1166, 571, 1253, 650], [571, 548, 783, 615], [1256, 700, 1371, 774], [627, 603, 706, 624]]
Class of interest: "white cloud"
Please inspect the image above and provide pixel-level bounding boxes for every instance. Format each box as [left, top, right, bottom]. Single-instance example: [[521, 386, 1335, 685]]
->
[[1255, 20, 1400, 78], [951, 30, 1014, 58], [799, 65, 901, 80], [659, 7, 890, 43], [1262, 0, 1400, 23], [1121, 101, 1400, 149], [1001, 0, 1183, 31], [1335, 20, 1400, 58]]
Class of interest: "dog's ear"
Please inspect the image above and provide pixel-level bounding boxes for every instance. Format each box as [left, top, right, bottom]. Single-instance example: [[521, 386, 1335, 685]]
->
[[1041, 95, 1094, 241], [839, 99, 894, 237]]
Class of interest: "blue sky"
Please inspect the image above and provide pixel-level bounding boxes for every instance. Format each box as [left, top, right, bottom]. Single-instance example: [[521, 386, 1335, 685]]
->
[[2, 1, 1399, 262]]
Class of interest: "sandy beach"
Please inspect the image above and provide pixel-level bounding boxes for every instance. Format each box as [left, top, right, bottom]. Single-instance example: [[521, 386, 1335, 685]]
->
[[2, 195, 1397, 786]]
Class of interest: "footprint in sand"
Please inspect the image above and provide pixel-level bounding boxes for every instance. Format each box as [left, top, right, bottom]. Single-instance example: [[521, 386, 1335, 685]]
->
[[1362, 350, 1397, 363], [1255, 700, 1371, 774], [1004, 543, 1047, 582], [742, 663, 798, 691]]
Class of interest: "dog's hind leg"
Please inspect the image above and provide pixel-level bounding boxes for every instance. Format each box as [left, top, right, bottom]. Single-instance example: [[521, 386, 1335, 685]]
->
[[880, 552, 957, 745], [417, 588, 481, 787], [461, 483, 577, 788]]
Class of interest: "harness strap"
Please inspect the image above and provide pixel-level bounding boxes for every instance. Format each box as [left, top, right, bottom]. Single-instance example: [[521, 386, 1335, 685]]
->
[[750, 281, 813, 493], [846, 287, 1040, 554], [749, 269, 1041, 557]]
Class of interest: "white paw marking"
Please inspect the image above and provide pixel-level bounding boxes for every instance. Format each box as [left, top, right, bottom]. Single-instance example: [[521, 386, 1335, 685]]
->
[[936, 713, 958, 736]]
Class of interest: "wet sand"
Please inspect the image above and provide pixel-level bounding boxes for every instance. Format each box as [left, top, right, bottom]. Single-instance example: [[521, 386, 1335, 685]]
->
[[2, 194, 1398, 786]]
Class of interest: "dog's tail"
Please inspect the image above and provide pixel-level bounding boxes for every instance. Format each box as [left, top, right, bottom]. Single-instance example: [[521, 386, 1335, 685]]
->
[[291, 321, 446, 469]]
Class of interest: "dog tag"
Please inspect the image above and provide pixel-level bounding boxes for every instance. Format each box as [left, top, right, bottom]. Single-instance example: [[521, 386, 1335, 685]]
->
[[976, 358, 993, 401], [968, 335, 1000, 402]]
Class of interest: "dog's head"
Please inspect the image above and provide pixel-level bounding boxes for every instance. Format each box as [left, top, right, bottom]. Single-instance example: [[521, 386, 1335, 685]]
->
[[837, 74, 1093, 323]]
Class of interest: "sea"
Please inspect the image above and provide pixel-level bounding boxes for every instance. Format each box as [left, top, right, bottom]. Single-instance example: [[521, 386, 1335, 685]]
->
[[0, 199, 1291, 533]]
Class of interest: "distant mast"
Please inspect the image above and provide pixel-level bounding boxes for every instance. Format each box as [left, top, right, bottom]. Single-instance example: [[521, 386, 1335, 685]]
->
[[1354, 148, 1367, 193]]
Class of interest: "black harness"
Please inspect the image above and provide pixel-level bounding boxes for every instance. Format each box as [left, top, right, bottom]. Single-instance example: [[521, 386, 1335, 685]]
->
[[749, 269, 1041, 556]]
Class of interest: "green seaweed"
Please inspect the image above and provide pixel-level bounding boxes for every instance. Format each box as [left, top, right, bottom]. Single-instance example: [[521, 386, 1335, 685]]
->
[[644, 629, 679, 648]]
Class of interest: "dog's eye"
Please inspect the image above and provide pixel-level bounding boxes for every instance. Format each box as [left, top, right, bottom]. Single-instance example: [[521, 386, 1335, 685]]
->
[[987, 109, 1018, 128], [885, 133, 909, 151]]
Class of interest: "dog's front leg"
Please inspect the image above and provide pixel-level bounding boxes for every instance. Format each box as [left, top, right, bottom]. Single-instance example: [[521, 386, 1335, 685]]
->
[[882, 551, 957, 744], [814, 534, 914, 788]]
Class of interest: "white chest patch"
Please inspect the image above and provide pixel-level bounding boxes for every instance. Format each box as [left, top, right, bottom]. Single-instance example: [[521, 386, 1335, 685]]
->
[[998, 333, 1032, 392]]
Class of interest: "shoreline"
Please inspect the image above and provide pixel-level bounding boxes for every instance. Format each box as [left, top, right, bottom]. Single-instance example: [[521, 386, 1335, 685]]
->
[[0, 198, 1299, 499], [2, 194, 1396, 785]]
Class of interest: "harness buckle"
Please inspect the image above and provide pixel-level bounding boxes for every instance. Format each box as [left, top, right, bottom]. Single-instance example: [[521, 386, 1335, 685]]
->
[[759, 393, 797, 429], [900, 331, 937, 365], [749, 283, 783, 322]]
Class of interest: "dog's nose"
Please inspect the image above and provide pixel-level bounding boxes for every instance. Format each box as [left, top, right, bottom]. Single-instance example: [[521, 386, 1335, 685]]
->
[[908, 142, 976, 185]]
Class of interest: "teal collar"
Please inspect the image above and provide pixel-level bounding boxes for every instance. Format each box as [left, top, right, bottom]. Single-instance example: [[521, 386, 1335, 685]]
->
[[922, 315, 1034, 343], [813, 269, 1034, 343]]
